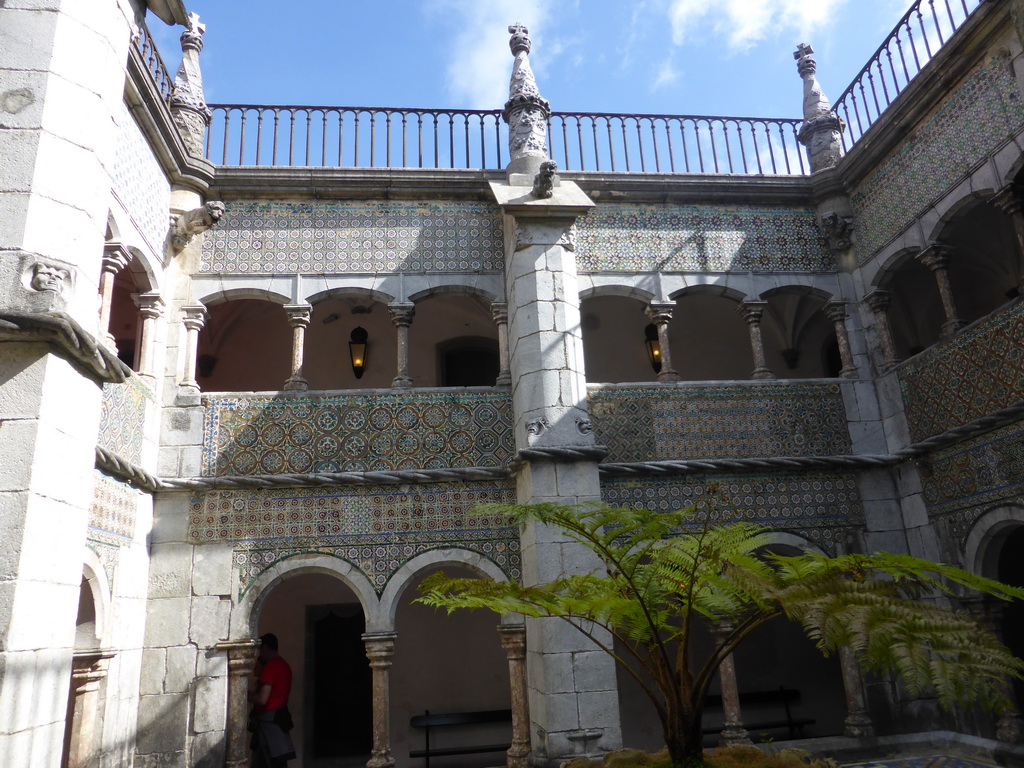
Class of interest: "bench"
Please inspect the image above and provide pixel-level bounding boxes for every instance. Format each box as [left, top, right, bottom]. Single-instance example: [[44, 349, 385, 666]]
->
[[701, 687, 815, 740], [410, 708, 513, 768]]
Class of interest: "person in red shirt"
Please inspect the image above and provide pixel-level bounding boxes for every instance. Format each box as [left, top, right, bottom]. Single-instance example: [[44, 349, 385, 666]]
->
[[249, 633, 296, 767]]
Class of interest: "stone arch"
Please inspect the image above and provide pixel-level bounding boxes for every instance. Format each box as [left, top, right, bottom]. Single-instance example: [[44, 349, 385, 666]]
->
[[963, 505, 1024, 579], [759, 530, 827, 557], [80, 551, 111, 648], [579, 283, 657, 303], [873, 246, 944, 359], [580, 291, 656, 383], [406, 283, 500, 304], [669, 284, 747, 303], [306, 285, 396, 307], [758, 285, 839, 378], [925, 189, 997, 243], [199, 287, 292, 307], [872, 247, 923, 289], [378, 548, 512, 630], [235, 553, 382, 637]]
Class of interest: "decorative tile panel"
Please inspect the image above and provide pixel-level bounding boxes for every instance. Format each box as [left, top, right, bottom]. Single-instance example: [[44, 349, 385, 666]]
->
[[845, 756, 998, 768], [187, 482, 519, 596], [588, 384, 852, 463], [112, 101, 171, 252], [88, 473, 140, 584], [200, 201, 504, 274], [574, 205, 832, 272], [601, 472, 864, 554], [98, 375, 153, 466], [852, 57, 1024, 260], [898, 301, 1024, 443], [203, 391, 514, 476]]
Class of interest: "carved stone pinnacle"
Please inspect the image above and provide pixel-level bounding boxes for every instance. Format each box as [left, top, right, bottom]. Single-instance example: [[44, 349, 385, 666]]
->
[[509, 22, 531, 56]]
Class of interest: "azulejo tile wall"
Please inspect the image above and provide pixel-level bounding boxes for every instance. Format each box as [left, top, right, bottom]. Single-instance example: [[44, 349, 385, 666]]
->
[[588, 385, 852, 463], [852, 57, 1024, 260], [201, 201, 504, 274], [601, 472, 863, 553], [574, 205, 832, 272], [188, 482, 519, 596], [99, 375, 154, 466], [89, 473, 140, 584], [112, 102, 171, 253], [203, 391, 514, 476], [921, 421, 1024, 544], [898, 301, 1024, 444], [845, 756, 999, 768]]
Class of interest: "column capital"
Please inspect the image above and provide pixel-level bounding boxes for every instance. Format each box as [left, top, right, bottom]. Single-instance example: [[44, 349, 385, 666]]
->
[[133, 291, 165, 318], [215, 639, 260, 669], [491, 300, 509, 325], [823, 299, 848, 322], [737, 300, 767, 324], [917, 243, 954, 271], [498, 624, 527, 658], [388, 303, 415, 327], [991, 185, 1023, 216], [284, 303, 312, 328], [645, 302, 675, 325], [862, 289, 891, 312], [182, 304, 208, 331], [102, 243, 131, 274]]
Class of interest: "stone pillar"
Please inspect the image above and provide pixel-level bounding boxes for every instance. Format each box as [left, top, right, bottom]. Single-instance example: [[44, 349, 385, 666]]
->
[[645, 303, 679, 382], [492, 301, 513, 387], [180, 304, 208, 391], [64, 651, 113, 768], [917, 244, 964, 337], [863, 290, 900, 372], [714, 626, 751, 747], [991, 187, 1024, 293], [824, 301, 857, 378], [794, 44, 845, 172], [738, 301, 774, 380], [99, 245, 130, 348], [133, 292, 164, 379], [283, 304, 312, 391], [169, 14, 212, 157], [364, 633, 397, 768], [500, 625, 532, 768], [388, 303, 415, 389], [838, 646, 874, 737], [217, 640, 259, 768]]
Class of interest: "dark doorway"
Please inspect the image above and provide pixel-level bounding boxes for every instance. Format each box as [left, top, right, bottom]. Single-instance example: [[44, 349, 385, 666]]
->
[[998, 527, 1024, 707], [439, 337, 499, 386], [305, 604, 373, 763]]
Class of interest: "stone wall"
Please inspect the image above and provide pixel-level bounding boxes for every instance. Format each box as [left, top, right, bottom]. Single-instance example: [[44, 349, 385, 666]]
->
[[112, 101, 172, 256]]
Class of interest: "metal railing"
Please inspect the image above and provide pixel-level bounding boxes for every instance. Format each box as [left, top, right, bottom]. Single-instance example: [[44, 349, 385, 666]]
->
[[135, 20, 174, 103], [833, 0, 982, 149], [204, 104, 808, 175]]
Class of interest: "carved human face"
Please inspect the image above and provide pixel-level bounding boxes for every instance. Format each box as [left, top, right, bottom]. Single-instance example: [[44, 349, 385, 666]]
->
[[31, 263, 68, 293]]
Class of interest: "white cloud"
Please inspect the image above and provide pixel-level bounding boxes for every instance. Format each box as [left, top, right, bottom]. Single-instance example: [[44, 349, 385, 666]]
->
[[668, 0, 847, 52], [426, 0, 551, 110], [651, 56, 680, 91]]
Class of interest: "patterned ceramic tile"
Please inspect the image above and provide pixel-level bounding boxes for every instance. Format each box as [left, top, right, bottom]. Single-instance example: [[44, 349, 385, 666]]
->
[[844, 756, 998, 768], [98, 376, 154, 466], [852, 57, 1024, 259], [898, 301, 1024, 443], [601, 472, 864, 553], [112, 101, 171, 252], [200, 201, 504, 274], [589, 385, 852, 463], [575, 205, 832, 272], [202, 391, 514, 477], [88, 473, 140, 584], [188, 481, 519, 596]]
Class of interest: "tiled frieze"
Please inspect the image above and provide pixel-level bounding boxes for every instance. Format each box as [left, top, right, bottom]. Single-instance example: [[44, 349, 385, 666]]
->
[[203, 391, 514, 476], [574, 205, 832, 272], [98, 375, 153, 466], [88, 473, 140, 584], [851, 57, 1024, 260], [187, 482, 519, 596], [898, 301, 1024, 443], [112, 101, 171, 252], [921, 421, 1024, 544], [200, 201, 504, 274], [600, 472, 863, 553], [588, 384, 852, 463]]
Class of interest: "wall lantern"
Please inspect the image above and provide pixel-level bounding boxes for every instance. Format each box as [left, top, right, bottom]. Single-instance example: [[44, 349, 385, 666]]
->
[[644, 324, 662, 374], [349, 327, 368, 379]]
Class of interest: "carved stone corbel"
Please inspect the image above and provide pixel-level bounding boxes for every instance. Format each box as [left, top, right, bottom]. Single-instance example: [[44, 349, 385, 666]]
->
[[818, 211, 854, 252], [171, 201, 226, 250]]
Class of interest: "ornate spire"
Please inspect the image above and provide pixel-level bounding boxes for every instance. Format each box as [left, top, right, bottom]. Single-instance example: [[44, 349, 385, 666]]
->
[[170, 12, 211, 156], [503, 22, 551, 180], [793, 43, 844, 173]]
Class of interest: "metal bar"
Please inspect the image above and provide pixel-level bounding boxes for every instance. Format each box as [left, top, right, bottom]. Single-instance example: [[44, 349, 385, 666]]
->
[[321, 112, 328, 167], [222, 109, 230, 166], [370, 112, 376, 168], [272, 110, 279, 166], [288, 110, 295, 166], [664, 120, 675, 173]]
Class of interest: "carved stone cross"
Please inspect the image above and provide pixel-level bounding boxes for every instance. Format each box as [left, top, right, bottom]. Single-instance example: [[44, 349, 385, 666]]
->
[[793, 43, 814, 60], [509, 22, 529, 36], [187, 11, 206, 35]]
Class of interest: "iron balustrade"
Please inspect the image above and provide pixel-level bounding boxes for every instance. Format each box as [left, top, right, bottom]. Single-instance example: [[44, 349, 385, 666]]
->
[[833, 0, 981, 150], [204, 104, 808, 175], [136, 19, 174, 103]]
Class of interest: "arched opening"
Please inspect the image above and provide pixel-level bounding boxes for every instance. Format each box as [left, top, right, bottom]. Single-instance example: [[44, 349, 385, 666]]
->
[[437, 336, 499, 386], [62, 572, 108, 768], [305, 294, 395, 390], [256, 571, 373, 767], [580, 295, 654, 383], [996, 526, 1024, 706], [760, 289, 838, 378], [411, 293, 498, 387], [108, 268, 140, 369], [198, 298, 292, 391], [391, 567, 511, 768], [669, 293, 751, 381], [880, 255, 944, 359]]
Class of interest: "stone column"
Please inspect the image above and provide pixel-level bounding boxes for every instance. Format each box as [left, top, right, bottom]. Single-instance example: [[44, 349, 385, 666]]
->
[[217, 640, 259, 768], [99, 245, 130, 348], [364, 633, 397, 768], [837, 646, 874, 737], [991, 187, 1024, 292], [794, 44, 845, 172], [64, 651, 113, 768], [738, 301, 774, 380], [917, 244, 964, 337], [169, 14, 212, 157], [863, 290, 900, 372], [133, 292, 164, 379], [492, 301, 513, 387], [824, 301, 857, 378], [283, 304, 312, 391], [714, 626, 751, 747], [180, 304, 208, 391], [388, 303, 415, 389], [499, 625, 532, 768], [645, 303, 679, 382]]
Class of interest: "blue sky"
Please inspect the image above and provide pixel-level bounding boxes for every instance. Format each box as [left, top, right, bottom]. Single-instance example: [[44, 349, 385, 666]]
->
[[147, 0, 914, 119]]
